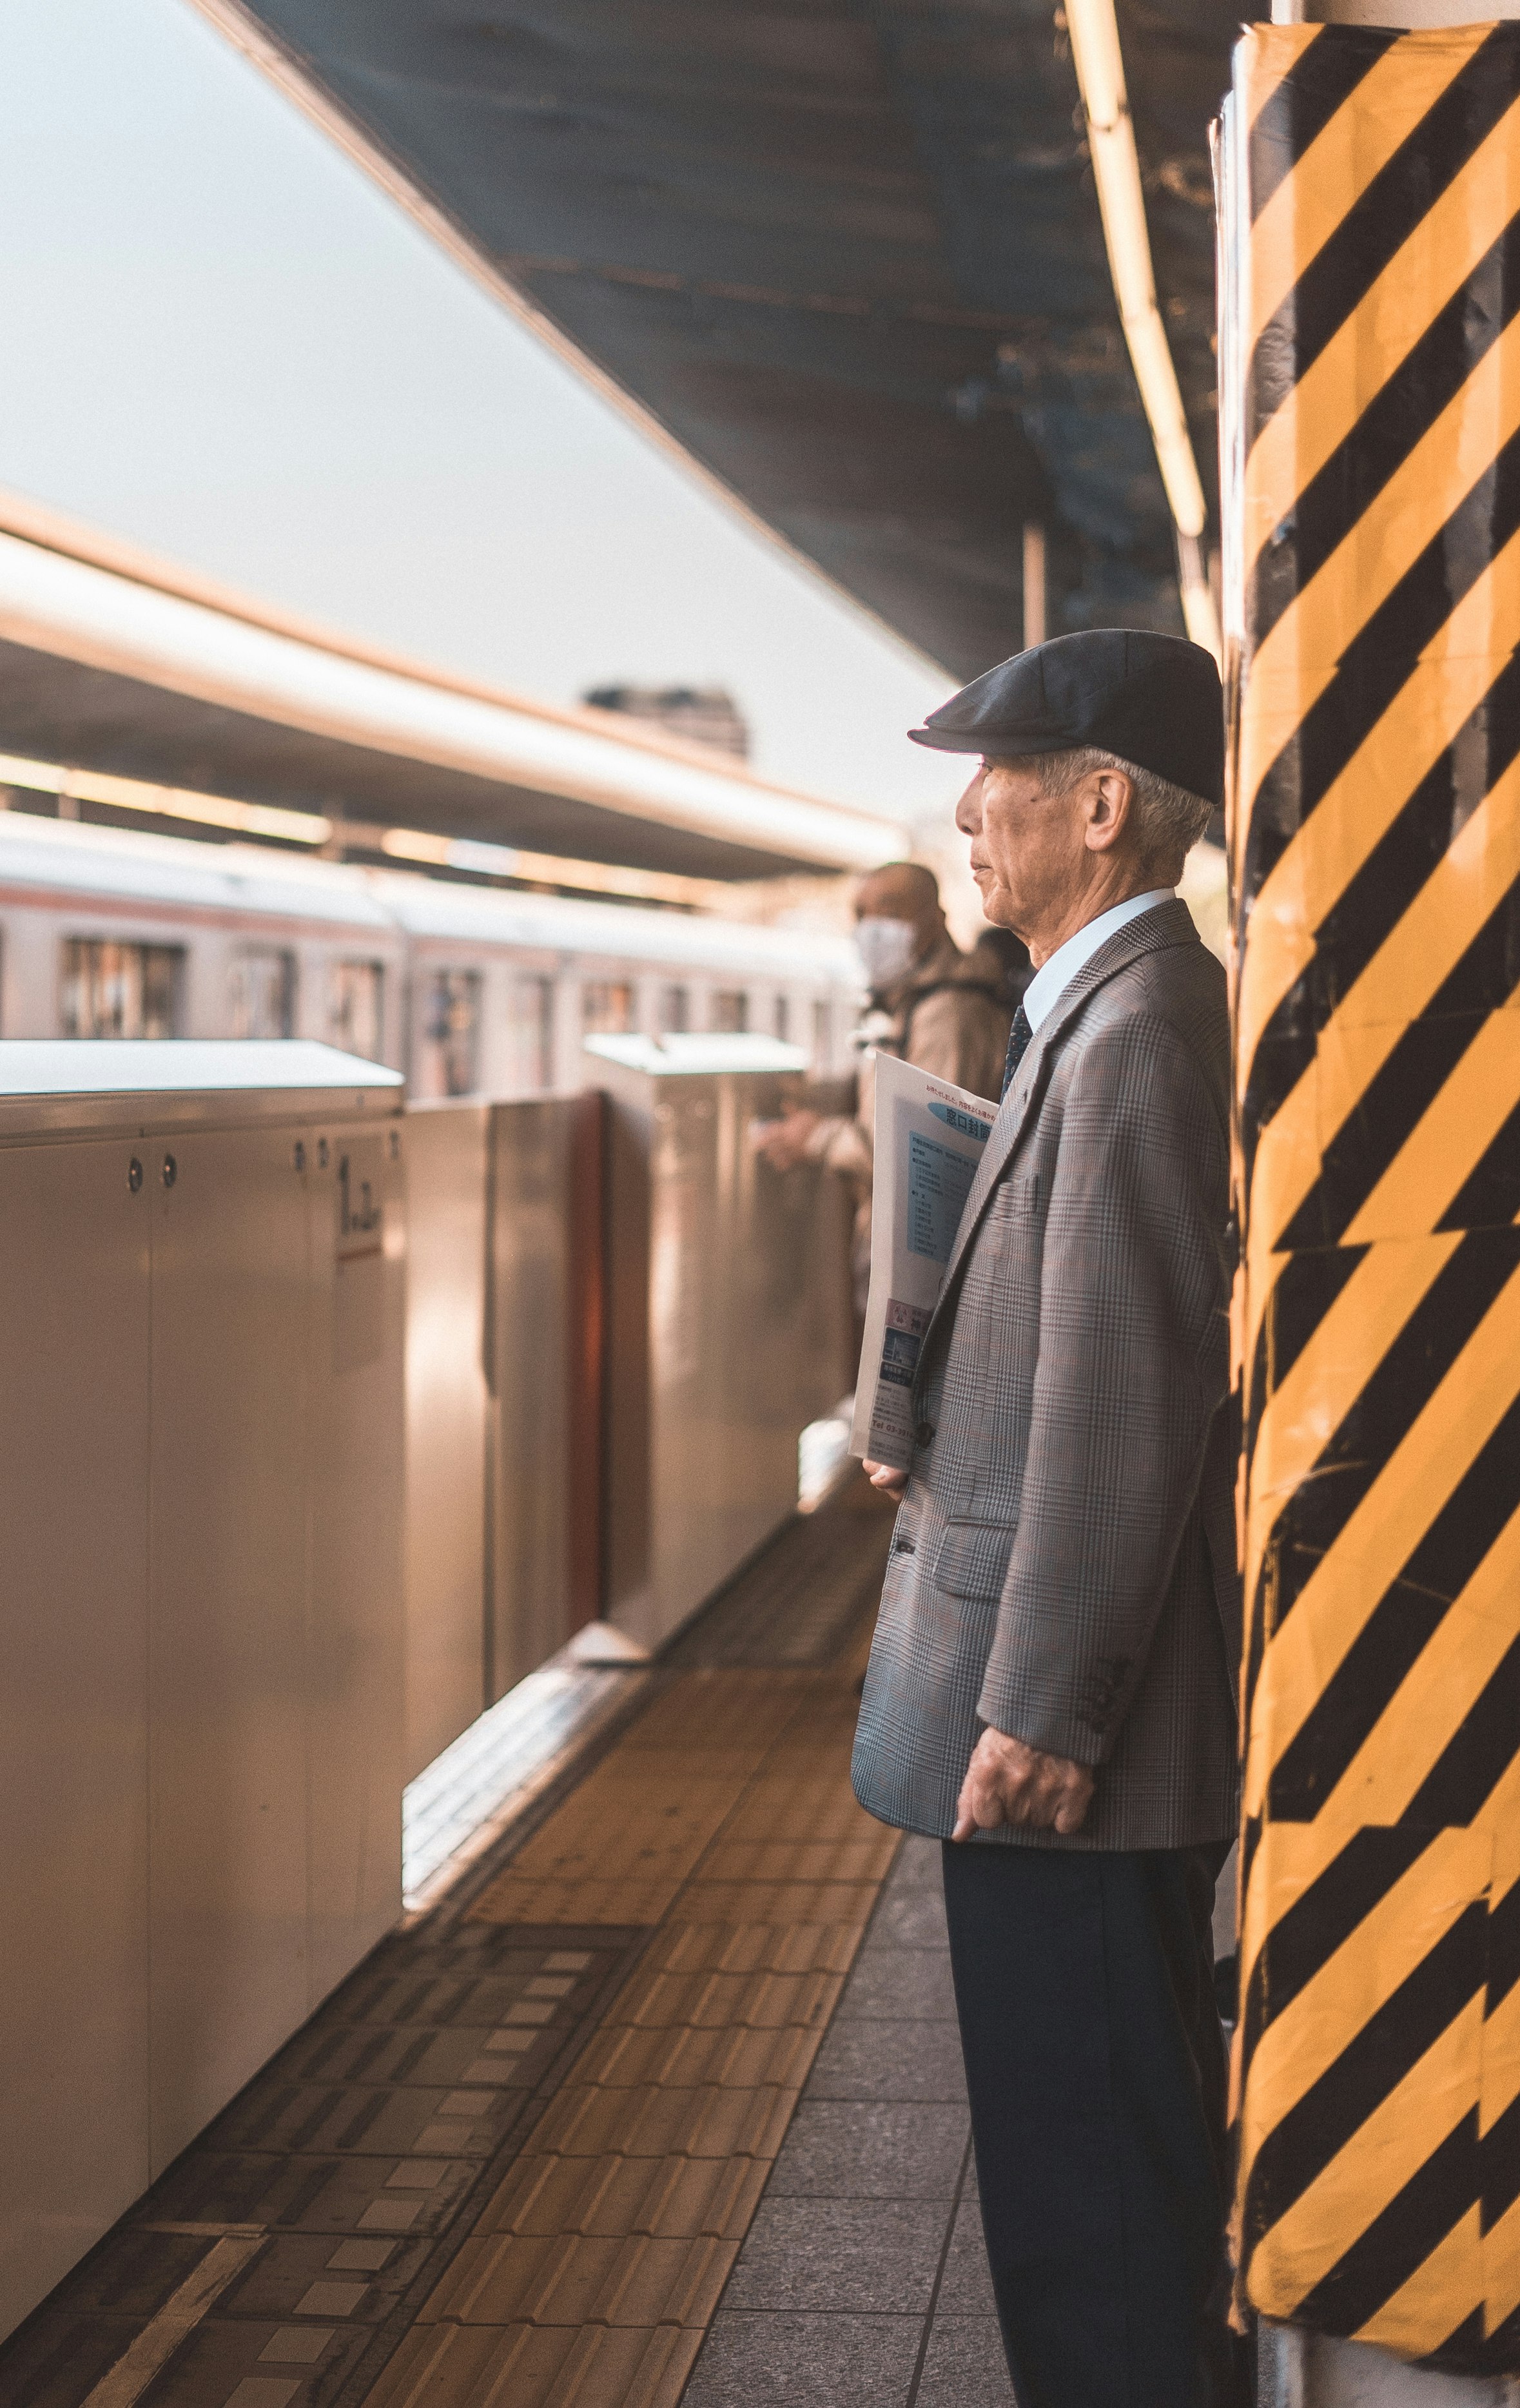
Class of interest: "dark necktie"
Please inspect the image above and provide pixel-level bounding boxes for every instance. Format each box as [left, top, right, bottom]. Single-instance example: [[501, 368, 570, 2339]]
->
[[1000, 1003, 1033, 1102]]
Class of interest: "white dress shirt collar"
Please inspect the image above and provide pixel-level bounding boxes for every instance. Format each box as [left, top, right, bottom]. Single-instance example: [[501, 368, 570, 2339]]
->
[[1021, 889, 1175, 1033]]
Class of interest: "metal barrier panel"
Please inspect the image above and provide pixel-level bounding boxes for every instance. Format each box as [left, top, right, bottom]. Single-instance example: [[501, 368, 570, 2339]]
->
[[486, 1092, 605, 1694], [402, 1101, 490, 1779], [0, 1045, 405, 2342], [597, 1051, 855, 1652], [1223, 23, 1520, 2370]]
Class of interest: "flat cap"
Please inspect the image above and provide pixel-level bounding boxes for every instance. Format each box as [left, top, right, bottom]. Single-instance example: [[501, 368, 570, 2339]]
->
[[908, 629, 1223, 810]]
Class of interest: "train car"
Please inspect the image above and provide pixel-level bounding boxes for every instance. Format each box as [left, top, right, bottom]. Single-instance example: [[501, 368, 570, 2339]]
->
[[0, 807, 861, 1094]]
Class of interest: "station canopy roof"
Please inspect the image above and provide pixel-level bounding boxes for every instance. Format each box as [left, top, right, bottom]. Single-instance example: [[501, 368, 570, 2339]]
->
[[197, 0, 1237, 675], [0, 490, 902, 881]]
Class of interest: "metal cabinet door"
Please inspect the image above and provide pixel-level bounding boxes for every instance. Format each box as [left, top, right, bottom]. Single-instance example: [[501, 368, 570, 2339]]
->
[[402, 1103, 487, 1778], [305, 1120, 405, 2005], [147, 1123, 311, 2173], [0, 1136, 151, 2338]]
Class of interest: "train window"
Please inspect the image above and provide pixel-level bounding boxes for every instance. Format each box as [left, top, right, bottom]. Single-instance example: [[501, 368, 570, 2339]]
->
[[61, 938, 183, 1040], [711, 989, 748, 1033], [416, 968, 482, 1098], [812, 998, 833, 1067], [505, 976, 554, 1092], [773, 993, 790, 1042], [659, 984, 690, 1034], [329, 960, 385, 1062], [583, 980, 634, 1036], [228, 948, 295, 1040]]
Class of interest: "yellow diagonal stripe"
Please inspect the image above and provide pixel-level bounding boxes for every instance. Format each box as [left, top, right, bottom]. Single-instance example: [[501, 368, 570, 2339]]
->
[[1243, 1234, 1458, 1624], [1485, 2188, 1520, 2331], [1245, 84, 1520, 561], [1343, 1009, 1520, 1244], [1238, 1825, 1486, 2136], [1320, 1511, 1520, 1829], [1356, 2204, 1483, 2356], [1245, 1252, 1520, 1814], [1474, 1746, 1520, 1859], [1479, 1971, 1520, 2139], [1241, 23, 1321, 141], [1236, 521, 1520, 1107], [1247, 31, 1483, 353], [1245, 1994, 1484, 2318]]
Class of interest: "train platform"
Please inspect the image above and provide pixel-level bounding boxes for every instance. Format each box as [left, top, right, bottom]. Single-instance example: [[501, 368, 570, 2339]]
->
[[0, 1475, 1011, 2408]]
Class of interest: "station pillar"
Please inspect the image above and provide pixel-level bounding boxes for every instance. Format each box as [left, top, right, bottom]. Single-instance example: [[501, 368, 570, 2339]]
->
[[1222, 0, 1520, 2396]]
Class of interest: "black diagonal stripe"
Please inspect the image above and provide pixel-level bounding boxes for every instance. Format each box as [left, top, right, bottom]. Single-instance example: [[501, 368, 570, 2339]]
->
[[1400, 1633, 1520, 1828], [1242, 422, 1520, 923], [1426, 2306, 1487, 2371], [1486, 1867, 1520, 2016], [1268, 1398, 1520, 1818], [1439, 1086, 1520, 1230], [1240, 1825, 1432, 2070], [1245, 1245, 1367, 1466], [1483, 2087, 1520, 2229], [1239, 1811, 1263, 1954], [1275, 893, 1520, 1255], [1473, 2302, 1520, 2374], [1247, 30, 1517, 448], [1268, 1228, 1520, 1634], [1243, 1573, 1269, 1762], [1242, 1907, 1485, 2246], [1289, 2111, 1481, 2336], [1276, 1012, 1486, 1252], [1249, 216, 1520, 649], [1242, 646, 1520, 1173], [1247, 25, 1398, 224]]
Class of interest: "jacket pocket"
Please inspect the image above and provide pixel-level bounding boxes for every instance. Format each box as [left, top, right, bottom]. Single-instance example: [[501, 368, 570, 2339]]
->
[[931, 1517, 1017, 1603]]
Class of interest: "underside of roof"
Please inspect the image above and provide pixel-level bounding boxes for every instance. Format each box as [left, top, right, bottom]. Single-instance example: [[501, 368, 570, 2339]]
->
[[206, 0, 1242, 680]]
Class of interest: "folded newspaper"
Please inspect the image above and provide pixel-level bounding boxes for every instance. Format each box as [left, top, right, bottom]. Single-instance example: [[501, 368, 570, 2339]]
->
[[850, 1053, 999, 1470]]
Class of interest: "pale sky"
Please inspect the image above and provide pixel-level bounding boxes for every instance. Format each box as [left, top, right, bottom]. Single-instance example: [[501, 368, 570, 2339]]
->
[[0, 0, 967, 824]]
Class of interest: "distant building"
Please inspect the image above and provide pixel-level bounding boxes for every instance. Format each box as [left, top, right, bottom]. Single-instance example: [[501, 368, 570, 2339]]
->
[[583, 684, 750, 762]]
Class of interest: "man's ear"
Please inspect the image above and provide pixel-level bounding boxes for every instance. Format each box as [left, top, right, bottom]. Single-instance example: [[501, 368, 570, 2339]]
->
[[1084, 768, 1133, 853]]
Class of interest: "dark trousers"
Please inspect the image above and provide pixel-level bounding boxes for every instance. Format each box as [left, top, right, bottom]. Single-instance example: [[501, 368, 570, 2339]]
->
[[940, 1838, 1238, 2408]]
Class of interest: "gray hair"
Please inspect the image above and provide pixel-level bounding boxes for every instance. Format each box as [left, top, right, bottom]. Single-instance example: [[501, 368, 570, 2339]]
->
[[1018, 747, 1214, 873]]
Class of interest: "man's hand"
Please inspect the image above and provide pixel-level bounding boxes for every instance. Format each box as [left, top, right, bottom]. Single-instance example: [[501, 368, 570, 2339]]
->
[[863, 1457, 909, 1499], [952, 1727, 1094, 1841], [754, 1107, 821, 1171]]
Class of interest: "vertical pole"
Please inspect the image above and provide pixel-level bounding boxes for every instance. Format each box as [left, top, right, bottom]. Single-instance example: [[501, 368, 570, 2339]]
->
[[1022, 521, 1047, 649], [1221, 12, 1520, 2393]]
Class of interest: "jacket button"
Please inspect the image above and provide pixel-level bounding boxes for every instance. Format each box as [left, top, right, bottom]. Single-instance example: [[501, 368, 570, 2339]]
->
[[915, 1419, 935, 1447], [893, 1537, 915, 1556]]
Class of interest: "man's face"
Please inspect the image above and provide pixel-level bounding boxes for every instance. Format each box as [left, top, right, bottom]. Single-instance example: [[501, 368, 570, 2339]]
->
[[954, 761, 1086, 937]]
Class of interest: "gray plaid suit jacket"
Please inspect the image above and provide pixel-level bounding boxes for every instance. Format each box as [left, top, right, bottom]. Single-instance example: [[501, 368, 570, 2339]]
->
[[852, 898, 1240, 1853]]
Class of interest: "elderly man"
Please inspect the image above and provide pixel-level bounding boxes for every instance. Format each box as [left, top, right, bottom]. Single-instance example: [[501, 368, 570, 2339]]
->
[[852, 631, 1242, 2407], [757, 860, 1009, 1310]]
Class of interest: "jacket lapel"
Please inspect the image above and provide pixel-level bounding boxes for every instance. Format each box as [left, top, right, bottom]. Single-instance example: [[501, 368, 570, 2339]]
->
[[930, 899, 1200, 1312]]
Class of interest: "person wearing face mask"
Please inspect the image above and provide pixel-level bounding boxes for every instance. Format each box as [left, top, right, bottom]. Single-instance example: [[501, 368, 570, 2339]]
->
[[755, 860, 1014, 1314]]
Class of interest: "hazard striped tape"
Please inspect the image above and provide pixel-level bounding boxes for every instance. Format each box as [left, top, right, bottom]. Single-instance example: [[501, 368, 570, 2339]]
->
[[1225, 20, 1520, 2370]]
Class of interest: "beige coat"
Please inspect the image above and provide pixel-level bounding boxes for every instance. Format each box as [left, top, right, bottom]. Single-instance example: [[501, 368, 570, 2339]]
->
[[811, 933, 1011, 1306]]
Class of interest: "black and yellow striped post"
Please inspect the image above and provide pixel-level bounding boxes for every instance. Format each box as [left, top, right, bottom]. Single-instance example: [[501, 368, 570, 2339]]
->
[[1225, 18, 1520, 2373]]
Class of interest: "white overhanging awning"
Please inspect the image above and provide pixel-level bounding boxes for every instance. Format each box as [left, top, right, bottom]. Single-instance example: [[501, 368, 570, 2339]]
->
[[0, 496, 906, 875]]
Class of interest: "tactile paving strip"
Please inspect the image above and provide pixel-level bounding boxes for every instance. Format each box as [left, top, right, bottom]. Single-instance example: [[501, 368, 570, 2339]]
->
[[0, 1925, 643, 2408], [1, 1482, 899, 2408], [367, 1670, 898, 2408]]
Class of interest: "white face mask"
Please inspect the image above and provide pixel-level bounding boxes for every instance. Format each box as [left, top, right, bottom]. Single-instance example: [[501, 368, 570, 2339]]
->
[[854, 915, 920, 991]]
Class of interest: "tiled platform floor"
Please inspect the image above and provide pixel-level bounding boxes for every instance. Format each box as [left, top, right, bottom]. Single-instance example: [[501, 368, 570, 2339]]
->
[[684, 1834, 1013, 2408], [6, 1478, 975, 2408]]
